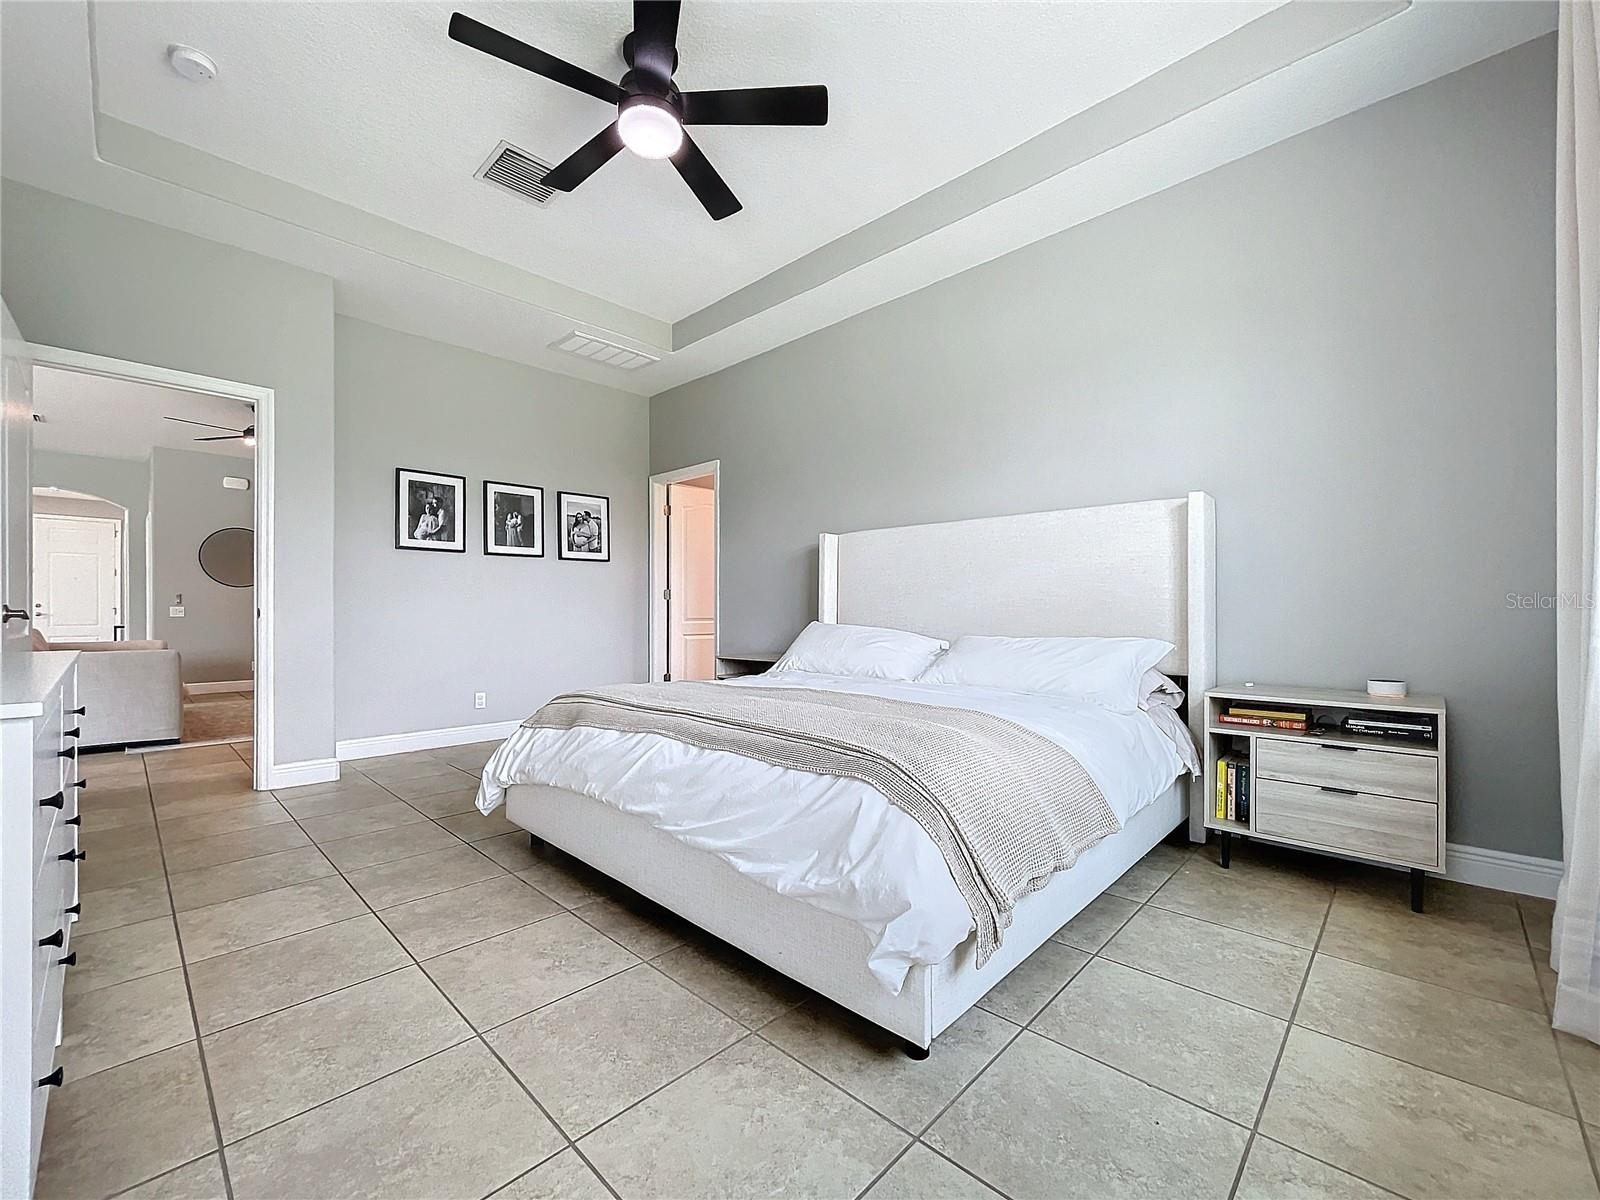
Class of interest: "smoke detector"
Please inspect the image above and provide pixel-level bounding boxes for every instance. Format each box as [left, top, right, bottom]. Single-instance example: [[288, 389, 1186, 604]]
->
[[167, 45, 217, 83]]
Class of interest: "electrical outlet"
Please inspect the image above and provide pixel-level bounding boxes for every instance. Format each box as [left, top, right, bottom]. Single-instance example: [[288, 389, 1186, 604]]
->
[[474, 692, 486, 710], [169, 606, 185, 618]]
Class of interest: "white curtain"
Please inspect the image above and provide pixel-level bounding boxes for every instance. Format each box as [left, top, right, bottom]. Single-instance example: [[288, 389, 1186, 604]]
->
[[1553, 0, 1600, 1044]]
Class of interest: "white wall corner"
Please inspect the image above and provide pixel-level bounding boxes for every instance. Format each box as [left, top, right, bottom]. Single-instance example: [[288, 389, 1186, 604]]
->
[[335, 719, 522, 762]]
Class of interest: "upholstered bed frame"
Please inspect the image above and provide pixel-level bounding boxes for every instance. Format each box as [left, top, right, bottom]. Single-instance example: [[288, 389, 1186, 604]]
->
[[502, 492, 1217, 1051]]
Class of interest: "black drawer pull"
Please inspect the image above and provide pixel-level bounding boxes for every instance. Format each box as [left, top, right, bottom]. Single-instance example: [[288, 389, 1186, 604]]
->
[[65, 815, 81, 827], [1318, 785, 1359, 796], [71, 779, 88, 790], [57, 952, 77, 967], [1318, 744, 1359, 752], [36, 1068, 64, 1088], [38, 928, 64, 948], [39, 791, 64, 810], [63, 727, 81, 739], [65, 903, 81, 917], [69, 706, 86, 716], [58, 849, 86, 862]]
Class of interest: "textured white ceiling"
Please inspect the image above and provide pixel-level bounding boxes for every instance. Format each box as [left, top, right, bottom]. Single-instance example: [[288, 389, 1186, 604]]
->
[[33, 367, 256, 461], [88, 0, 1272, 321]]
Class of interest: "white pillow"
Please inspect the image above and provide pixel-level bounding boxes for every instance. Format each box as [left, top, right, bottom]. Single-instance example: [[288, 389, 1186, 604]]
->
[[774, 621, 948, 681], [918, 634, 1175, 711]]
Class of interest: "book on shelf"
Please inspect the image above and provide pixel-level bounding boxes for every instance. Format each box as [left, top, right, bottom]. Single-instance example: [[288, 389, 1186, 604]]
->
[[1229, 706, 1309, 721], [1215, 753, 1249, 822], [1217, 713, 1309, 731]]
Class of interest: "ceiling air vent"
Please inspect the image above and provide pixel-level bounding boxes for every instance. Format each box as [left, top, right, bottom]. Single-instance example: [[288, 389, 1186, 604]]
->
[[477, 141, 555, 206], [549, 331, 660, 371]]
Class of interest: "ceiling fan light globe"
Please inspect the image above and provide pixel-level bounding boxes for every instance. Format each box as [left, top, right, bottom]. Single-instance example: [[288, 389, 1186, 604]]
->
[[617, 96, 683, 160]]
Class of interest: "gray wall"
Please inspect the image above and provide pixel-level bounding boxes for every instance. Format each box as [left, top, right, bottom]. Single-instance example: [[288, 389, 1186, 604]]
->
[[335, 317, 648, 742], [1, 180, 337, 766], [150, 447, 254, 682], [33, 450, 150, 639], [652, 37, 1560, 859]]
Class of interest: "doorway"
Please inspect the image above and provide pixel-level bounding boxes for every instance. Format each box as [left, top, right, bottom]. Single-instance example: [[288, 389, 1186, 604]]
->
[[28, 344, 275, 786], [649, 461, 719, 683], [31, 506, 124, 641]]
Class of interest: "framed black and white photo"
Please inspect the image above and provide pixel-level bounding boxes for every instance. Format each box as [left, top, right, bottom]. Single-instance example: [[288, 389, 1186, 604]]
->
[[484, 480, 544, 557], [395, 468, 466, 552], [557, 491, 610, 562]]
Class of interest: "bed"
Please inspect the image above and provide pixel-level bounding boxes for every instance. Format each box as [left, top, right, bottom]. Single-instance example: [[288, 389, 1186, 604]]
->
[[481, 493, 1216, 1053]]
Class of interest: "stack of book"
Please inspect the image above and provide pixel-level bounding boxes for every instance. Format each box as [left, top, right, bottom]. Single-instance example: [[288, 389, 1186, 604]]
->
[[1342, 712, 1436, 743], [1215, 753, 1250, 822], [1216, 704, 1308, 731]]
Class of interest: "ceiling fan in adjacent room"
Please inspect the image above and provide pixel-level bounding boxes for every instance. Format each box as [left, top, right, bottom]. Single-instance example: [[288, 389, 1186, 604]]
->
[[448, 2, 828, 220], [164, 415, 256, 446]]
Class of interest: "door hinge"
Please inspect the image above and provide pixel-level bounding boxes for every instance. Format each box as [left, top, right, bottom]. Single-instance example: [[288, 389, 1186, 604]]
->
[[662, 503, 671, 516], [662, 588, 671, 600], [663, 672, 671, 682]]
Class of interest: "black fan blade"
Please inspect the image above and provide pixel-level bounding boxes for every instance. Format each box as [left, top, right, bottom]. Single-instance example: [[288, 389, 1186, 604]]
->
[[193, 434, 244, 442], [671, 134, 741, 220], [542, 123, 625, 191], [681, 85, 828, 126], [164, 415, 243, 433], [449, 12, 623, 105], [631, 1, 680, 80]]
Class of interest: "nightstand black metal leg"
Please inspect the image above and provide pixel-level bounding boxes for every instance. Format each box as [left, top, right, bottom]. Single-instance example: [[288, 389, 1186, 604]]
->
[[1410, 868, 1425, 913], [528, 833, 545, 851], [1219, 830, 1231, 869], [902, 1039, 930, 1060]]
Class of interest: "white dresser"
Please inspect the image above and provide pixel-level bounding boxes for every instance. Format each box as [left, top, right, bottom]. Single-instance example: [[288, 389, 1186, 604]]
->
[[1, 650, 83, 1198]]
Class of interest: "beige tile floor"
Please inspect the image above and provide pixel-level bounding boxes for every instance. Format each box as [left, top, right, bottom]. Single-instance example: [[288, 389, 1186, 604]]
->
[[39, 741, 1600, 1200]]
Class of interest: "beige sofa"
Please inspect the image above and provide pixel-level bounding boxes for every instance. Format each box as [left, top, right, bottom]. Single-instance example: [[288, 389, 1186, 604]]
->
[[32, 631, 183, 748]]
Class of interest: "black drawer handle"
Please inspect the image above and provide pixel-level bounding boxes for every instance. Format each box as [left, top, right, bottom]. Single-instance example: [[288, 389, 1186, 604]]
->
[[71, 779, 88, 790], [69, 706, 86, 716], [1318, 744, 1359, 752], [1318, 785, 1359, 796], [36, 1068, 64, 1088], [57, 952, 77, 967], [58, 849, 86, 862], [65, 903, 81, 917], [39, 791, 64, 810], [38, 928, 64, 948], [63, 727, 81, 739], [65, 815, 81, 827]]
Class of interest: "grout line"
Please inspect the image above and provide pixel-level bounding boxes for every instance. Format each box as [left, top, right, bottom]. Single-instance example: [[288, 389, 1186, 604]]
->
[[1525, 925, 1600, 1189], [131, 751, 238, 1200], [848, 1139, 918, 1200]]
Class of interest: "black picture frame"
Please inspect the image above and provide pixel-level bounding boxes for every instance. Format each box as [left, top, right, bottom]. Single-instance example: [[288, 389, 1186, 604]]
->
[[395, 468, 467, 552], [556, 491, 611, 562], [483, 480, 545, 558]]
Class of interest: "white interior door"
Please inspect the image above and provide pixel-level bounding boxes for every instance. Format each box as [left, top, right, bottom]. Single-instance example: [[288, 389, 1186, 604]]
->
[[32, 515, 119, 642], [667, 481, 717, 681]]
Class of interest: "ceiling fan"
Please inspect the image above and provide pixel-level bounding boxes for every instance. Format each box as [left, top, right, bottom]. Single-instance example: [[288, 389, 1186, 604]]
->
[[164, 415, 256, 447], [448, 2, 828, 220]]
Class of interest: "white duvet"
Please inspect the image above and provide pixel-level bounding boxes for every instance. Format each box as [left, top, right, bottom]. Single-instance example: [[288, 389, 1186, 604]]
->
[[477, 671, 1196, 993]]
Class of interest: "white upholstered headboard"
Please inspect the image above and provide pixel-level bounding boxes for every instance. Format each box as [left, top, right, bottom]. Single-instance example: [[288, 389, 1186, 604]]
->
[[818, 492, 1216, 837]]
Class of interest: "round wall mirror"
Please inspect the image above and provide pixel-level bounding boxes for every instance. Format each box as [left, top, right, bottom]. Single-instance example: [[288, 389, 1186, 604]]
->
[[199, 527, 253, 588]]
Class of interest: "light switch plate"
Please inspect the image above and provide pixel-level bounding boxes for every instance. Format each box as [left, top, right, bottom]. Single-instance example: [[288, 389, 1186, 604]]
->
[[169, 606, 185, 618]]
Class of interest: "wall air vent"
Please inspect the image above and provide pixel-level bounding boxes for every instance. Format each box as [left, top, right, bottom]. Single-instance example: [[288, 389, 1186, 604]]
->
[[476, 141, 556, 206], [549, 331, 660, 371]]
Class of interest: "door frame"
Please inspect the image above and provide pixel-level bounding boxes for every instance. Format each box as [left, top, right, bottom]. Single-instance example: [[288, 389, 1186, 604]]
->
[[31, 511, 124, 641], [29, 345, 276, 788], [647, 459, 719, 684]]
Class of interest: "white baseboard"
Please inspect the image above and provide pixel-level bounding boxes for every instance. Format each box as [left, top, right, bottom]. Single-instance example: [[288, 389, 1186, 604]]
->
[[262, 757, 340, 790], [184, 680, 254, 696], [1443, 842, 1563, 899], [335, 719, 522, 762]]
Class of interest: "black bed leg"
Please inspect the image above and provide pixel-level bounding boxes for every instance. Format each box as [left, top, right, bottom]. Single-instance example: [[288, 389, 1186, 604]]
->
[[902, 1040, 930, 1061], [1410, 868, 1425, 913], [1219, 830, 1232, 869], [528, 833, 544, 852]]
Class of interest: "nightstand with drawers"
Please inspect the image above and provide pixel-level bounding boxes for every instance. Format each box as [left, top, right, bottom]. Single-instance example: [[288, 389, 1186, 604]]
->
[[1202, 685, 1446, 911]]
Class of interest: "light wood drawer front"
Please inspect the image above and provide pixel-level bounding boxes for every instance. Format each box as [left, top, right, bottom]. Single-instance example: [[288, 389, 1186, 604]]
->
[[1255, 778, 1438, 868], [1256, 739, 1437, 802]]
